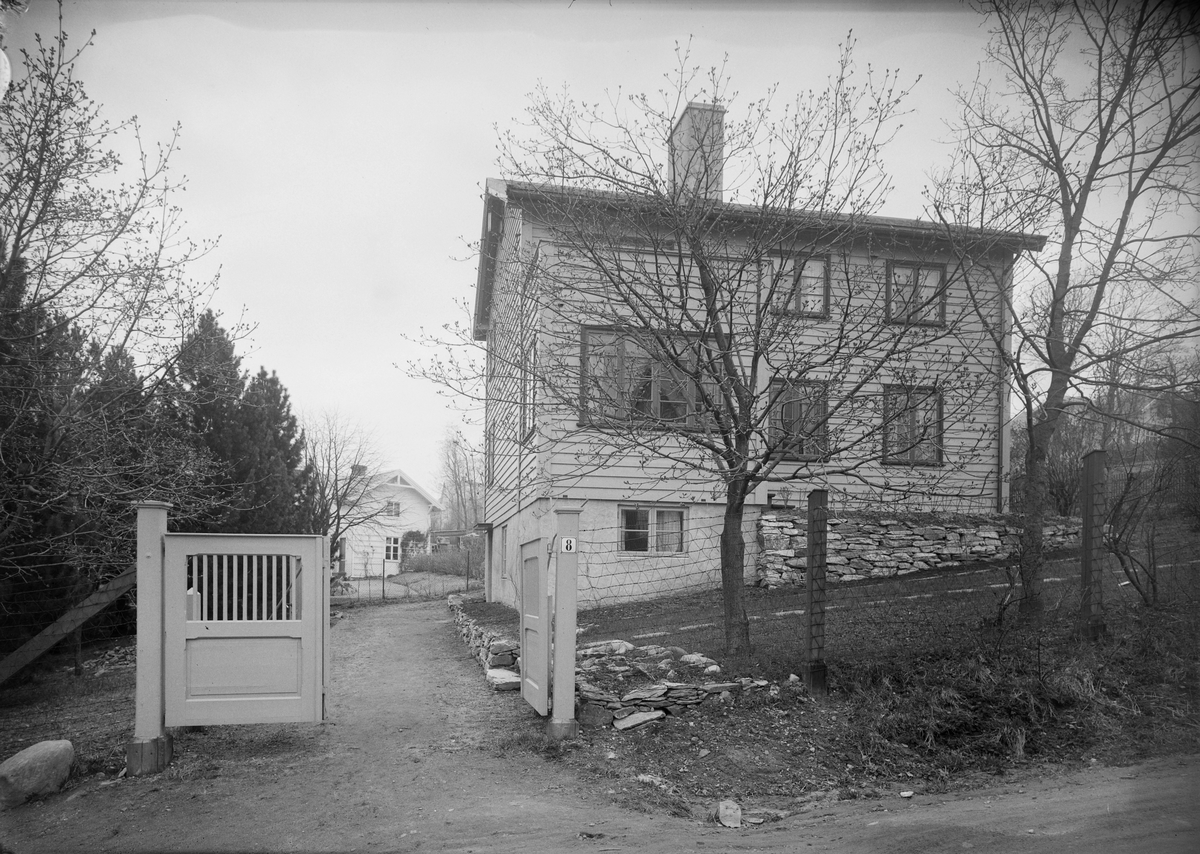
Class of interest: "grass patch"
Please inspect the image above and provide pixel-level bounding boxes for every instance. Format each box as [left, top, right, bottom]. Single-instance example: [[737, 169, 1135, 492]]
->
[[496, 728, 579, 759], [0, 645, 135, 778], [460, 599, 521, 636]]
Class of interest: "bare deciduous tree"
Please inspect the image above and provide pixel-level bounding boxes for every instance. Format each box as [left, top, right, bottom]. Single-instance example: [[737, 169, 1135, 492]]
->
[[929, 0, 1200, 615], [437, 427, 483, 531], [0, 25, 222, 588], [422, 44, 1028, 653], [300, 410, 386, 564]]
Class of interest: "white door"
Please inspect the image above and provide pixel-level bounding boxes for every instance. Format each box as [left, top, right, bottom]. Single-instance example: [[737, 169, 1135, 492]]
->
[[164, 534, 328, 726], [519, 539, 550, 715]]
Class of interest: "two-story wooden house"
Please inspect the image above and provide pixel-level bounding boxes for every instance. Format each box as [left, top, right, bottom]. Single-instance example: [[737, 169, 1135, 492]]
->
[[473, 103, 1044, 610]]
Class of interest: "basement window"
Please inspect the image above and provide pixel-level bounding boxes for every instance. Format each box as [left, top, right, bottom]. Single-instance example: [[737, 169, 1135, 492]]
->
[[619, 506, 685, 553]]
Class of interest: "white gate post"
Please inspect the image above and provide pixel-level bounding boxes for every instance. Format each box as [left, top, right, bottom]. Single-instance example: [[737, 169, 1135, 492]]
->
[[127, 500, 173, 776], [547, 505, 582, 740]]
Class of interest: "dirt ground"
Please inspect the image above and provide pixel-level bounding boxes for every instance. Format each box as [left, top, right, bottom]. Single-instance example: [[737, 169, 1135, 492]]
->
[[2, 601, 1198, 853]]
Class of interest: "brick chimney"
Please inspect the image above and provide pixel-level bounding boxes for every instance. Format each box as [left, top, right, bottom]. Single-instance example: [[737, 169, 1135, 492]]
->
[[669, 102, 725, 201]]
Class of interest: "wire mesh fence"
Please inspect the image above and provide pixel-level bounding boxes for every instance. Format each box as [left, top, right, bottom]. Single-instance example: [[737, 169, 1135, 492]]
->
[[570, 496, 1200, 682], [0, 567, 138, 775], [1, 570, 137, 669]]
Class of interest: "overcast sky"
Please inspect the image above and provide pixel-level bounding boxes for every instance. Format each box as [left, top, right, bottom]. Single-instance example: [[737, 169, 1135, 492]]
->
[[3, 0, 991, 493]]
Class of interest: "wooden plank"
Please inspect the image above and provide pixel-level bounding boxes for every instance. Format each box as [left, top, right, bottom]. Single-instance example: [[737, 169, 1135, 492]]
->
[[0, 567, 137, 688]]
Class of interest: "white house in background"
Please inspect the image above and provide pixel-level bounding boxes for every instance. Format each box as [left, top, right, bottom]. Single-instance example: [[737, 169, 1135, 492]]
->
[[338, 467, 441, 578]]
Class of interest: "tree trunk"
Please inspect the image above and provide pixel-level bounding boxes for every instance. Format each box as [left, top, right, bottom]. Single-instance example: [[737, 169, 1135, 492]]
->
[[720, 481, 752, 655], [1019, 409, 1062, 619], [1018, 456, 1046, 618]]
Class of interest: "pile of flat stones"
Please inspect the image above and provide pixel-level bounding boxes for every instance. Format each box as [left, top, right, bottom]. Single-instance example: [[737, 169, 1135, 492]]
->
[[449, 595, 761, 731], [576, 677, 764, 731]]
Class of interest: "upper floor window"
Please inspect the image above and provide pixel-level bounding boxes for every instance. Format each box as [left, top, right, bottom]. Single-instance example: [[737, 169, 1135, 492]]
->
[[384, 501, 402, 517], [769, 254, 830, 317], [770, 381, 829, 460], [619, 506, 685, 553], [887, 262, 946, 326], [519, 335, 537, 442], [484, 428, 495, 486], [581, 328, 699, 426], [882, 385, 943, 465]]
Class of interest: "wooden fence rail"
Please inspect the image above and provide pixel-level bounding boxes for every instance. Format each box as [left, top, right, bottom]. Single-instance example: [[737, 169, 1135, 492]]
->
[[0, 567, 137, 688]]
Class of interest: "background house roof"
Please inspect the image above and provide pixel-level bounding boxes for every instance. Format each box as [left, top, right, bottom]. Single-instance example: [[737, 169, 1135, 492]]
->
[[373, 467, 443, 510]]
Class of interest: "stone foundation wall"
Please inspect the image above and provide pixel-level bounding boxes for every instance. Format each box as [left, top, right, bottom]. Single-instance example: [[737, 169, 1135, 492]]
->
[[448, 594, 524, 689], [756, 513, 1081, 588]]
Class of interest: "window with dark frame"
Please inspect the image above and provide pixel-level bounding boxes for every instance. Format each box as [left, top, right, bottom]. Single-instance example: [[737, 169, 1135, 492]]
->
[[519, 335, 537, 442], [484, 428, 495, 485], [882, 385, 943, 465], [770, 381, 829, 460], [765, 254, 830, 316], [619, 506, 685, 553], [887, 261, 946, 325], [793, 255, 830, 316], [499, 525, 508, 578], [581, 328, 699, 426]]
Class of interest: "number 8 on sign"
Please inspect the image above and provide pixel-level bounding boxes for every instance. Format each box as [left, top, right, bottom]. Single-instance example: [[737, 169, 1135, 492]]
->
[[560, 537, 577, 553]]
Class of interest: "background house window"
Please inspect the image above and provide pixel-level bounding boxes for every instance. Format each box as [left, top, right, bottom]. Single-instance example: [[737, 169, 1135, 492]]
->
[[887, 262, 946, 325], [883, 385, 943, 465], [384, 501, 402, 517], [384, 537, 401, 561], [619, 506, 685, 553], [770, 381, 828, 459], [581, 328, 694, 425]]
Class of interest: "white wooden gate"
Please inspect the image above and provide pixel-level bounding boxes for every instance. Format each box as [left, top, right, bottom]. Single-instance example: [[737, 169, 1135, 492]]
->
[[519, 539, 550, 715], [163, 533, 328, 726]]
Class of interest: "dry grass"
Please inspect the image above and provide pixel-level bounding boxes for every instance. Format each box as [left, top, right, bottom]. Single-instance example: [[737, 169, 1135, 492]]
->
[[470, 519, 1199, 808], [0, 645, 135, 777]]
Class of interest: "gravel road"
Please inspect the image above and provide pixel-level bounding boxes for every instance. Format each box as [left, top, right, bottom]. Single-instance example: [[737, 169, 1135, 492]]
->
[[3, 601, 1196, 853]]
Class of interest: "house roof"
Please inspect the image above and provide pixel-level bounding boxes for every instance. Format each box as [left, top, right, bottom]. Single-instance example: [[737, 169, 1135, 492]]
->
[[472, 177, 1047, 340], [373, 467, 443, 510]]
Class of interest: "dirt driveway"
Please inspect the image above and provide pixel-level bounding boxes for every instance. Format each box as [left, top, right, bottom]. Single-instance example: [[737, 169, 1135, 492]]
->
[[3, 601, 1197, 853]]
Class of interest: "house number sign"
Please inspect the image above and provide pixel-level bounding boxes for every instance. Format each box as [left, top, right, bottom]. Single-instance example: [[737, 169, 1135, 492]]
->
[[560, 537, 577, 553]]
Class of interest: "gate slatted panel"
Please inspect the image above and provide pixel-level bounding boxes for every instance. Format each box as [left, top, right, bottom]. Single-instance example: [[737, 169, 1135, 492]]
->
[[186, 554, 300, 621]]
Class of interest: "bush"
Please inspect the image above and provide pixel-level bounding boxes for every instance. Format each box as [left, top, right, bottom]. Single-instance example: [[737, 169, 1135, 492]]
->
[[403, 549, 482, 578]]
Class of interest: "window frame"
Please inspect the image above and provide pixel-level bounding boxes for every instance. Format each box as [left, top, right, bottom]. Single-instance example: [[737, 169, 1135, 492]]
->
[[384, 537, 401, 561], [579, 327, 703, 428], [881, 384, 944, 466], [519, 333, 537, 443], [383, 500, 402, 517], [767, 253, 831, 318], [885, 261, 947, 326], [618, 505, 687, 554], [769, 380, 830, 461], [484, 427, 495, 486], [499, 524, 508, 579]]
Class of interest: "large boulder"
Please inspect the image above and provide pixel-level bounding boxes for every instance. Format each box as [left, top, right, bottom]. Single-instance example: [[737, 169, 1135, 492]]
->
[[0, 740, 74, 809]]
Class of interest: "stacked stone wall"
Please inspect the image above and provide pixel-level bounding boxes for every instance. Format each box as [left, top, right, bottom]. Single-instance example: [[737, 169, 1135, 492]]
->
[[756, 513, 1081, 588]]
